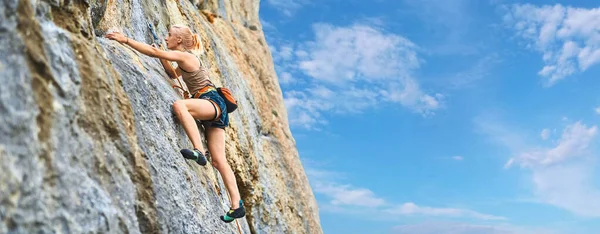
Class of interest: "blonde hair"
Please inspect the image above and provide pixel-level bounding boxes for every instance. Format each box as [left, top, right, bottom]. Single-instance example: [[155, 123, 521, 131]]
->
[[171, 24, 201, 51]]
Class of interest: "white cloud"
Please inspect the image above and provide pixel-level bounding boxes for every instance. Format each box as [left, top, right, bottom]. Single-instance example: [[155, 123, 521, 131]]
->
[[282, 90, 331, 129], [504, 122, 600, 217], [279, 71, 294, 84], [384, 203, 506, 221], [595, 107, 600, 115], [312, 182, 386, 208], [305, 164, 503, 220], [277, 45, 294, 60], [541, 128, 551, 140], [275, 23, 441, 128], [531, 163, 600, 217], [306, 164, 386, 208], [391, 222, 558, 234], [477, 117, 600, 217], [294, 49, 308, 59], [379, 79, 442, 115], [304, 167, 344, 180], [503, 4, 600, 86], [265, 0, 309, 16], [506, 122, 597, 168], [298, 24, 420, 83], [452, 156, 464, 161], [271, 43, 296, 64]]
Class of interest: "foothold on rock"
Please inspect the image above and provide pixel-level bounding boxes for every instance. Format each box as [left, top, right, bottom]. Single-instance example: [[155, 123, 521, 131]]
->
[[248, 25, 258, 31]]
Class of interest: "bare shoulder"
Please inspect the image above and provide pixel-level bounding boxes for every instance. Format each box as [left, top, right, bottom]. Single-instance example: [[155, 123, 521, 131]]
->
[[176, 52, 201, 71]]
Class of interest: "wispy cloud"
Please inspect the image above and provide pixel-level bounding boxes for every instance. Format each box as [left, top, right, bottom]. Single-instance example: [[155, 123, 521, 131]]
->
[[540, 128, 551, 140], [506, 122, 597, 168], [506, 122, 600, 217], [400, 0, 484, 55], [312, 182, 386, 208], [503, 4, 600, 86], [448, 54, 502, 89], [272, 23, 442, 129], [531, 163, 600, 217], [384, 203, 506, 221], [391, 222, 558, 234], [304, 167, 344, 180], [305, 162, 504, 221], [452, 156, 464, 161], [306, 163, 386, 208], [265, 0, 310, 17], [476, 115, 600, 218], [474, 113, 531, 152]]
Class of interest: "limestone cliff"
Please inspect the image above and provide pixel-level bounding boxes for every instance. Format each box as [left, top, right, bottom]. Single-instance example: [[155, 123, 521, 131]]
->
[[0, 0, 322, 233]]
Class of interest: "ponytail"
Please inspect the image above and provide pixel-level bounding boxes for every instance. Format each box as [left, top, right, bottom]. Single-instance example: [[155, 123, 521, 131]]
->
[[192, 33, 201, 50]]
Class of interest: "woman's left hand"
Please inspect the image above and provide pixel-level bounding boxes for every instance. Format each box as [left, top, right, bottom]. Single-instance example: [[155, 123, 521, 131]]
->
[[105, 32, 128, 43]]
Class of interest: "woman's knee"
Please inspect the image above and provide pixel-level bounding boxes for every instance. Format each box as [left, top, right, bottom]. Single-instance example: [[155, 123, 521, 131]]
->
[[172, 100, 187, 114], [212, 157, 228, 169]]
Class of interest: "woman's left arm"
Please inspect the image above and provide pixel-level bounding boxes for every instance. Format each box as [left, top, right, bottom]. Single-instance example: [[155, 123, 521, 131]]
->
[[105, 32, 185, 63]]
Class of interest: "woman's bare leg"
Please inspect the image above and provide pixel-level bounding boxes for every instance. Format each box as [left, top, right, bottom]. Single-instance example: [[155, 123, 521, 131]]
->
[[206, 127, 241, 209], [172, 99, 219, 151]]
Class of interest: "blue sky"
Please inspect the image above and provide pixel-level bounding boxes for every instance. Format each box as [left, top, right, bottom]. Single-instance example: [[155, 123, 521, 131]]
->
[[259, 0, 600, 233]]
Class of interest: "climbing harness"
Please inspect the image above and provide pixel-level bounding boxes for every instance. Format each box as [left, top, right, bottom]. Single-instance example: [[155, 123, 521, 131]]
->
[[195, 59, 239, 113], [148, 22, 190, 99]]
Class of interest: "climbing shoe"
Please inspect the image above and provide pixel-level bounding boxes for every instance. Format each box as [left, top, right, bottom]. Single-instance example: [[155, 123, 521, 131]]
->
[[180, 148, 207, 166], [220, 200, 245, 223]]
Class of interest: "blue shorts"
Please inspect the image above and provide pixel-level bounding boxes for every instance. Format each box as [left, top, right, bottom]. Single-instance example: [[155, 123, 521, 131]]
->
[[194, 87, 229, 129]]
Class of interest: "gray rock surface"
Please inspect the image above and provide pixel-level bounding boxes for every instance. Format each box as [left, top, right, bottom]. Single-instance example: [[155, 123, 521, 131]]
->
[[0, 0, 322, 233]]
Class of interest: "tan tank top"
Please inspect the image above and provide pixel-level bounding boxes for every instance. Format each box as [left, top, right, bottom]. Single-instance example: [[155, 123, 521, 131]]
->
[[177, 54, 214, 95]]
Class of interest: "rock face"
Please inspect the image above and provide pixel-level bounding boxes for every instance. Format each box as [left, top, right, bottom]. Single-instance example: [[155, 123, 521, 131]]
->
[[0, 0, 322, 233]]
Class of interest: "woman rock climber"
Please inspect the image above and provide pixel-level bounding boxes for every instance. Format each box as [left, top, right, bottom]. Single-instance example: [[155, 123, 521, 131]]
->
[[105, 25, 245, 223]]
